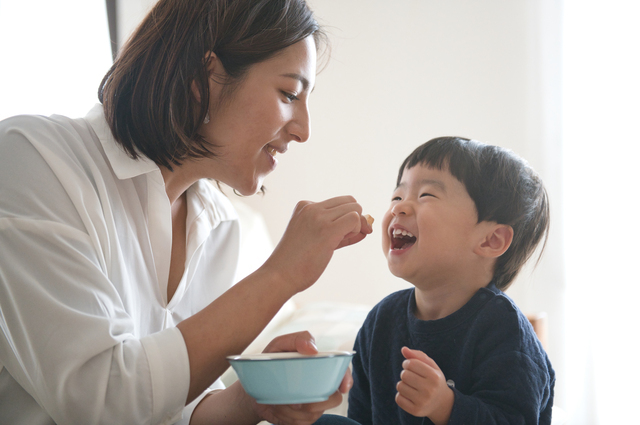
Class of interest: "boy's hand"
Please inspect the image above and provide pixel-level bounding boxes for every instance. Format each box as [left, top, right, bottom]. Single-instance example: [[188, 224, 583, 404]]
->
[[395, 347, 454, 425]]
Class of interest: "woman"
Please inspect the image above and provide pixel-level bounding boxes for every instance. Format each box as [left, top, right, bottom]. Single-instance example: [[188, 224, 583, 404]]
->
[[0, 0, 370, 424]]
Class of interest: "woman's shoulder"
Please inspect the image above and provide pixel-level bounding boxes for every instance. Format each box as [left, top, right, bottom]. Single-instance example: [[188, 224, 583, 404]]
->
[[0, 111, 98, 159], [0, 111, 85, 135]]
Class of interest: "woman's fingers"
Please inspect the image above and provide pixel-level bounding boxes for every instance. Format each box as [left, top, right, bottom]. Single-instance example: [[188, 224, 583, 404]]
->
[[257, 391, 343, 425], [263, 195, 372, 293], [262, 331, 318, 355], [338, 367, 353, 393]]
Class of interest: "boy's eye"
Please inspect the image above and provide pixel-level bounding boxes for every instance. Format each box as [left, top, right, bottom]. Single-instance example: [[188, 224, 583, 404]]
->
[[420, 193, 434, 198], [391, 196, 401, 202]]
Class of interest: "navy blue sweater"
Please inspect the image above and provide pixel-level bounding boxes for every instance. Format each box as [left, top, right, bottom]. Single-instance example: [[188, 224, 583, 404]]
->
[[348, 284, 554, 425]]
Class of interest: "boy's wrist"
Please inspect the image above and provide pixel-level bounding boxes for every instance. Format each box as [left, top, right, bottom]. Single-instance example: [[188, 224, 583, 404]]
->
[[428, 387, 455, 425]]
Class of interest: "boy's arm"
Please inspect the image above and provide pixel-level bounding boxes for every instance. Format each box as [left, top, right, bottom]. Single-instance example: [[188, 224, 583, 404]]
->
[[447, 351, 554, 425], [397, 347, 553, 425]]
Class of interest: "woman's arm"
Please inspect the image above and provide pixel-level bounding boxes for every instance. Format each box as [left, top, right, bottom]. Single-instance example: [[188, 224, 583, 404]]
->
[[178, 196, 372, 404]]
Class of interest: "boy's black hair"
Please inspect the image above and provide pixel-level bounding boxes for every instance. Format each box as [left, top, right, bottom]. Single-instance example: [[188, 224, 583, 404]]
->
[[397, 136, 550, 290]]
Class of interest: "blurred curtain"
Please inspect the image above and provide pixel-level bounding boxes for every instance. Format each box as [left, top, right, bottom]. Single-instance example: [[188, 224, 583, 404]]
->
[[105, 0, 118, 60]]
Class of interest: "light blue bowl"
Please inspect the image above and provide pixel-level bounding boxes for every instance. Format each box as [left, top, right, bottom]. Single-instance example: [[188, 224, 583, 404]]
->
[[227, 351, 355, 405]]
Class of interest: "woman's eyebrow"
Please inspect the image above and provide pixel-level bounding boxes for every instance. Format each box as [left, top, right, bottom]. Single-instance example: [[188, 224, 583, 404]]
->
[[280, 73, 313, 92]]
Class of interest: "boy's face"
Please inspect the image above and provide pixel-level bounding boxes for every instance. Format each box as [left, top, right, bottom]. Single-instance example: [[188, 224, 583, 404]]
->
[[382, 164, 488, 286]]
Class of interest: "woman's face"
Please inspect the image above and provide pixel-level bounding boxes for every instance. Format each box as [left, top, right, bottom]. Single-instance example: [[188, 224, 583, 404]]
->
[[198, 36, 317, 195]]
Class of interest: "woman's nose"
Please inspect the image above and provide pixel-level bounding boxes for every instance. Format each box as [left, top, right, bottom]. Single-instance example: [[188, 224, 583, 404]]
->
[[288, 103, 310, 143]]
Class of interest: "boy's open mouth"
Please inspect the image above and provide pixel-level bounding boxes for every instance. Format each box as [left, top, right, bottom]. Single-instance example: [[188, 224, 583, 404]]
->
[[391, 228, 417, 250]]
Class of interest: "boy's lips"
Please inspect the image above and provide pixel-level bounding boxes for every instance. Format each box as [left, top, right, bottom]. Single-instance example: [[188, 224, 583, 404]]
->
[[389, 225, 417, 251]]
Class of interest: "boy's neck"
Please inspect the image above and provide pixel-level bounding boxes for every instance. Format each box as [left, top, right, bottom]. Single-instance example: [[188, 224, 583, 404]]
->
[[412, 278, 491, 321]]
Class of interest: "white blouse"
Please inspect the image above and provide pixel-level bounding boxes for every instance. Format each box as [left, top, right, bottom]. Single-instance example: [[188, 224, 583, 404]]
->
[[0, 105, 240, 424]]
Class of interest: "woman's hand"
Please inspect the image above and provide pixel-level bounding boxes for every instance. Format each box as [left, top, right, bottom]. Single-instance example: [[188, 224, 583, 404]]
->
[[250, 332, 353, 425], [395, 347, 454, 425], [262, 196, 373, 294]]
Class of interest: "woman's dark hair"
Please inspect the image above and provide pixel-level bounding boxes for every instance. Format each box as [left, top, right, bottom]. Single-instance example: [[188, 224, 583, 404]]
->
[[98, 0, 326, 170], [397, 137, 550, 291]]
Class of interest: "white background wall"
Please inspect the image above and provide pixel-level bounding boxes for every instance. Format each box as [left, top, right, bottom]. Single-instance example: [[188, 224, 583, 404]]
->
[[118, 0, 565, 407]]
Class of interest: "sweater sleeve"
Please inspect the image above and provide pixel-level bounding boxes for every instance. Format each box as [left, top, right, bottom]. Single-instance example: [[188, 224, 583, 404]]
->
[[348, 320, 374, 425], [448, 350, 554, 425]]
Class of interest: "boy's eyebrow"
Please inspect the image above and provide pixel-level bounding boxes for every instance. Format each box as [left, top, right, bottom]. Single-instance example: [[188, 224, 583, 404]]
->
[[396, 179, 447, 192], [280, 73, 314, 92]]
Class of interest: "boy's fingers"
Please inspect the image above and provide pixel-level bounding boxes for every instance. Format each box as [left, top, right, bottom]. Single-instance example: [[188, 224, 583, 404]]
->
[[401, 346, 428, 361], [402, 346, 440, 370], [400, 368, 425, 390], [395, 389, 420, 416]]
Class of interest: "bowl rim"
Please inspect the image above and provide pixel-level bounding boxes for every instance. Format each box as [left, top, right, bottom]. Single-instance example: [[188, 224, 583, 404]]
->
[[227, 350, 355, 362]]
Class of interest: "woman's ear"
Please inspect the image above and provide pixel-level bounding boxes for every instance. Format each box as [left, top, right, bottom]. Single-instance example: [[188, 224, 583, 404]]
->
[[190, 51, 222, 103], [475, 224, 514, 258]]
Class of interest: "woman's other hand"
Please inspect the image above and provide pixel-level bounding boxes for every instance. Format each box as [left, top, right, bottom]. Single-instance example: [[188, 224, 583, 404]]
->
[[262, 196, 373, 294], [261, 331, 353, 394]]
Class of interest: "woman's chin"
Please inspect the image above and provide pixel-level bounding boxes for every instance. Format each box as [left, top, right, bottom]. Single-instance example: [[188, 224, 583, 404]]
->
[[233, 178, 266, 196]]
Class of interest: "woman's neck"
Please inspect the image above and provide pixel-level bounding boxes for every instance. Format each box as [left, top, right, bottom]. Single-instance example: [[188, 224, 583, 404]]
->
[[160, 164, 198, 205]]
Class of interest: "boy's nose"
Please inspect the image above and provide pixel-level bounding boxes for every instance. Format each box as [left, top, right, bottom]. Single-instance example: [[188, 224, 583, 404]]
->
[[391, 202, 410, 216]]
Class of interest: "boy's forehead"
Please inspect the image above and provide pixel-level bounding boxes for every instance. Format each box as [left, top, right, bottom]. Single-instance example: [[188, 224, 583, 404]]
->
[[397, 164, 452, 188]]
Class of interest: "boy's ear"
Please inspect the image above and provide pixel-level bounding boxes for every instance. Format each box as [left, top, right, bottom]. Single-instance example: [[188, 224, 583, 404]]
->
[[475, 224, 514, 258], [191, 51, 223, 103]]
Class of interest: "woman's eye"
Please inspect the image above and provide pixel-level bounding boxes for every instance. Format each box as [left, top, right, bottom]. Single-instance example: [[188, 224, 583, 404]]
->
[[282, 91, 299, 102]]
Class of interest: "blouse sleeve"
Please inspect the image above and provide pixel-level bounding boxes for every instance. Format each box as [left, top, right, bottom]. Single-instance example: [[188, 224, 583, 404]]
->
[[0, 219, 190, 424]]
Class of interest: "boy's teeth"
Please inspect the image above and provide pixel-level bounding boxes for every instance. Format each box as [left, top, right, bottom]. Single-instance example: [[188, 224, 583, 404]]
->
[[267, 146, 276, 156], [393, 229, 414, 238]]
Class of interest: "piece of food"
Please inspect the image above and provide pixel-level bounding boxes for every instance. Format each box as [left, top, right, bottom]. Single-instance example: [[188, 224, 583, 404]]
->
[[364, 214, 374, 226]]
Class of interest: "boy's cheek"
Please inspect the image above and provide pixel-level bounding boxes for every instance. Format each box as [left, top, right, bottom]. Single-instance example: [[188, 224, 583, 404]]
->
[[380, 212, 393, 253]]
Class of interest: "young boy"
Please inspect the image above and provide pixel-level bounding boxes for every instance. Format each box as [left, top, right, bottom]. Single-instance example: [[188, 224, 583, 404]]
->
[[348, 137, 555, 425]]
